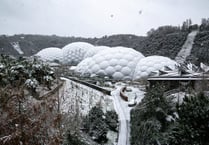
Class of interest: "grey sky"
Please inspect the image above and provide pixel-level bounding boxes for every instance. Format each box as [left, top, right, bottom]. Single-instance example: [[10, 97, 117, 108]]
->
[[0, 0, 208, 37]]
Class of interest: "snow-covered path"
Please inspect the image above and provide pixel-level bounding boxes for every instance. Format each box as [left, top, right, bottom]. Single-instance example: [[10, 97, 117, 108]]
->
[[111, 87, 130, 145], [175, 30, 198, 64], [111, 86, 144, 145]]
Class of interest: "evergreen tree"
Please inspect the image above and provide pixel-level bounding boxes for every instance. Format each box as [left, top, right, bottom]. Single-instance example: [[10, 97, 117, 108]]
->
[[168, 93, 209, 145]]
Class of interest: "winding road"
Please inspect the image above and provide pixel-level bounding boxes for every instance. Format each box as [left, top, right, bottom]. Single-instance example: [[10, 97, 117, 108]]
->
[[111, 87, 131, 145]]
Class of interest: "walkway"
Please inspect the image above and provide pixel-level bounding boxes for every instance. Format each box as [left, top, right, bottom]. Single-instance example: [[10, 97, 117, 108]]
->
[[111, 86, 131, 145]]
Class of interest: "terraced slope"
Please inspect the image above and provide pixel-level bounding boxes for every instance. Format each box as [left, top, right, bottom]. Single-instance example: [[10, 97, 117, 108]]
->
[[189, 31, 209, 64], [175, 30, 198, 64]]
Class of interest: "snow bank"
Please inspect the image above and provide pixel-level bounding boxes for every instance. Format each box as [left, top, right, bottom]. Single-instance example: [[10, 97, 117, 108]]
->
[[60, 77, 114, 116]]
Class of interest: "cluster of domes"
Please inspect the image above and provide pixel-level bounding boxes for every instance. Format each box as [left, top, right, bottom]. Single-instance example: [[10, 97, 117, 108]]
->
[[35, 42, 96, 65], [77, 47, 144, 80], [35, 42, 178, 80]]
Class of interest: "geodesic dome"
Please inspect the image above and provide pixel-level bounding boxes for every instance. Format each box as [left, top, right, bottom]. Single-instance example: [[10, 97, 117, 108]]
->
[[75, 47, 145, 80], [76, 57, 92, 75], [84, 46, 110, 59], [133, 56, 177, 80], [35, 47, 63, 62], [62, 42, 94, 65]]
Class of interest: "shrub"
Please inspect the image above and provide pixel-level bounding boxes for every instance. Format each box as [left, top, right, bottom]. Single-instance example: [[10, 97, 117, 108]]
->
[[130, 84, 176, 145], [190, 31, 209, 65], [83, 106, 108, 143], [168, 93, 209, 145], [0, 55, 61, 145], [105, 110, 118, 131], [63, 131, 87, 145]]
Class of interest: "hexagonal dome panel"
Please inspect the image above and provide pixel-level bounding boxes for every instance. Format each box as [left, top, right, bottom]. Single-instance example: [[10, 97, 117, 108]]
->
[[35, 47, 63, 62], [76, 57, 92, 75], [75, 46, 145, 80], [62, 42, 94, 65], [84, 46, 110, 58], [133, 56, 177, 80]]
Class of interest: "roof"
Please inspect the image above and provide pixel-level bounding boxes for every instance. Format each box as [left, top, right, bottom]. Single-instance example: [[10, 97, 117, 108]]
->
[[147, 76, 209, 81]]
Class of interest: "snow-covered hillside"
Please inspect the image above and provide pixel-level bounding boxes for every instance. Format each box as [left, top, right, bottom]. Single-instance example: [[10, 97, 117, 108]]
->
[[60, 77, 114, 115], [10, 42, 24, 55], [175, 30, 198, 64]]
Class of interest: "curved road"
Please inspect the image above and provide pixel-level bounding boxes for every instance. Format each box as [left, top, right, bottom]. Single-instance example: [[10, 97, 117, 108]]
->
[[111, 87, 131, 145]]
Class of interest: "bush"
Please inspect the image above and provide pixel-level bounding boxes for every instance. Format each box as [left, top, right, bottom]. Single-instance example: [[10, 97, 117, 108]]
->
[[190, 31, 209, 65], [0, 56, 62, 145], [63, 131, 87, 145], [130, 84, 176, 145], [83, 106, 118, 143], [83, 106, 108, 143], [105, 110, 118, 131], [168, 93, 209, 145]]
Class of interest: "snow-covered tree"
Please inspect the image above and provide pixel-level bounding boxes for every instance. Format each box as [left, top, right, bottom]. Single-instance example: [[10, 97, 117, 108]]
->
[[0, 55, 64, 145]]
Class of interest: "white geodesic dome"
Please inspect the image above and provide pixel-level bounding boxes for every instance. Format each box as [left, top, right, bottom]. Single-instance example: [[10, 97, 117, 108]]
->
[[76, 57, 92, 75], [35, 47, 63, 62], [133, 56, 177, 80], [62, 42, 94, 65], [75, 46, 145, 80], [84, 46, 110, 58]]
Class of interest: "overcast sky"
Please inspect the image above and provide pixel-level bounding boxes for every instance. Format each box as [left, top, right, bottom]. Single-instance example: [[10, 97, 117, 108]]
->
[[0, 0, 208, 38]]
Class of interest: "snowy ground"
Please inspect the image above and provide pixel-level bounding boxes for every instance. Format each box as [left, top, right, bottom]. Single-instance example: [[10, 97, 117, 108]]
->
[[60, 77, 114, 115], [175, 30, 198, 64], [111, 83, 145, 145], [10, 42, 24, 55]]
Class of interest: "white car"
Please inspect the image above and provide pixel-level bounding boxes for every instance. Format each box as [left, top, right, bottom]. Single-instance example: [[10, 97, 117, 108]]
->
[[128, 98, 136, 107]]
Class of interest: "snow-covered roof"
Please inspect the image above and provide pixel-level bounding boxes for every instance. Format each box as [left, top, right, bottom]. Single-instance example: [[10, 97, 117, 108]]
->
[[35, 47, 62, 62], [62, 42, 94, 65], [133, 56, 177, 80], [75, 47, 145, 80]]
